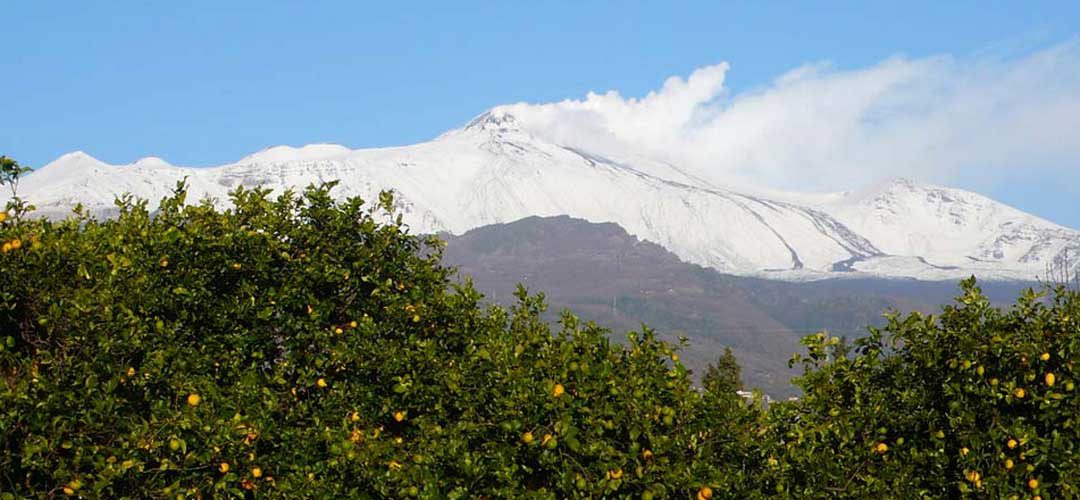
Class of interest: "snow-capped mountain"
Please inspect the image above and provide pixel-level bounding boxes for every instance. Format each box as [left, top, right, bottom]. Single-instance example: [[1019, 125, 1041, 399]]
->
[[13, 109, 1080, 281]]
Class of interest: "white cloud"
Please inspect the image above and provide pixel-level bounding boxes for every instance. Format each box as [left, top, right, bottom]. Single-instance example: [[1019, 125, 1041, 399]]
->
[[495, 42, 1080, 193]]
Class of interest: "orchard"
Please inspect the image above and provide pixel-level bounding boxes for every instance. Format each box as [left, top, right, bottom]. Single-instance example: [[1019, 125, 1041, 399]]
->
[[1, 155, 1078, 498]]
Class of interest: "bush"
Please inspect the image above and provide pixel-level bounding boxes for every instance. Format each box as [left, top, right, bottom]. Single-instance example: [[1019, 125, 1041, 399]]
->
[[766, 279, 1080, 498], [0, 180, 760, 498]]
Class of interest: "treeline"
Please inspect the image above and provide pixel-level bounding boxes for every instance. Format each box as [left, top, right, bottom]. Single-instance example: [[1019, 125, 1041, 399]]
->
[[1, 156, 1077, 498]]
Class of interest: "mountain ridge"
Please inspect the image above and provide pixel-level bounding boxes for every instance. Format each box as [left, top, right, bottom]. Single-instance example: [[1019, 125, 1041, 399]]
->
[[12, 110, 1080, 281]]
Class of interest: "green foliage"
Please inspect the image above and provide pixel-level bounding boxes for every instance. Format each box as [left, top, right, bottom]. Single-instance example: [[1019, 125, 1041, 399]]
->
[[0, 155, 34, 219], [0, 179, 760, 498], [2, 155, 1079, 498], [702, 347, 743, 396], [767, 278, 1080, 498]]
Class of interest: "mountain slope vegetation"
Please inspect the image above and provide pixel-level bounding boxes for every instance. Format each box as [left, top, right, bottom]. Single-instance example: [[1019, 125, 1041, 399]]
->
[[441, 215, 1037, 397]]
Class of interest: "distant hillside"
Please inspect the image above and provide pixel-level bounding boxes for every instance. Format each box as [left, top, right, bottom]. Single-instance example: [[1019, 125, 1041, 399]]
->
[[441, 216, 1040, 397]]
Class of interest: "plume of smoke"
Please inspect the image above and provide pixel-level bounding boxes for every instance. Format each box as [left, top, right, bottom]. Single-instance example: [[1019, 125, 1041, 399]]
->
[[495, 42, 1080, 193]]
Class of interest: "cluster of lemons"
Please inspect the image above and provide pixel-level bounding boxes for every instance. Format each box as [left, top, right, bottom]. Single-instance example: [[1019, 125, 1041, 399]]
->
[[1, 236, 21, 254], [1, 211, 21, 254], [404, 303, 421, 323], [333, 319, 360, 335], [516, 385, 569, 450], [0, 212, 15, 254]]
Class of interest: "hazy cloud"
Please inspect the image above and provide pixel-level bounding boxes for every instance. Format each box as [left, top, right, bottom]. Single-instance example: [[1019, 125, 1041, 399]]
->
[[495, 42, 1080, 193]]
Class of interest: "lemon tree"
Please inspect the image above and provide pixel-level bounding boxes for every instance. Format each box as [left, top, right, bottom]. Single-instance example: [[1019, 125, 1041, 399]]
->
[[0, 162, 762, 498], [3, 154, 1078, 498], [764, 279, 1080, 498]]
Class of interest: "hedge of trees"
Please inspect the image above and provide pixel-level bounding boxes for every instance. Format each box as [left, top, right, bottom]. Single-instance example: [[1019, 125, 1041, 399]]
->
[[1, 156, 1078, 498]]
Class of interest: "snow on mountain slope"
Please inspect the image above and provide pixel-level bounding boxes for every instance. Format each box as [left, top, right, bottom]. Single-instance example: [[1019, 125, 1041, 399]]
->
[[12, 110, 1080, 281], [818, 178, 1080, 280]]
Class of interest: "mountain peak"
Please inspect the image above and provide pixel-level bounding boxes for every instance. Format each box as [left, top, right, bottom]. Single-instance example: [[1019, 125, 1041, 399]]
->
[[237, 143, 352, 164], [462, 109, 524, 134], [59, 150, 99, 162], [836, 177, 934, 205], [132, 156, 172, 168], [43, 151, 107, 170], [887, 177, 920, 189]]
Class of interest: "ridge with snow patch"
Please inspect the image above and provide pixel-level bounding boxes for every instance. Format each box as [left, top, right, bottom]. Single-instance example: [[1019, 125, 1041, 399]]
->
[[11, 110, 1080, 281]]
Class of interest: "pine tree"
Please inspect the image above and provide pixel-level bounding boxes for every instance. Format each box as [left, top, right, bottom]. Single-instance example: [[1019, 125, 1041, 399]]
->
[[703, 347, 743, 395]]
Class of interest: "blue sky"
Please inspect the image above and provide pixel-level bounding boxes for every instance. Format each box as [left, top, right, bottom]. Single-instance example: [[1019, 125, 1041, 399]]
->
[[3, 1, 1079, 227]]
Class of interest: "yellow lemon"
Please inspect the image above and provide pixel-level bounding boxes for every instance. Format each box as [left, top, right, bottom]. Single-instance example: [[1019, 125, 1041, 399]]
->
[[1014, 388, 1026, 399], [394, 411, 406, 422], [960, 447, 969, 456], [334, 327, 343, 335], [522, 432, 534, 444], [316, 378, 327, 388], [220, 462, 230, 473], [251, 467, 262, 478], [697, 486, 713, 500], [0, 212, 7, 222], [1028, 478, 1039, 489], [608, 468, 623, 480], [873, 442, 888, 454], [350, 320, 358, 328], [552, 383, 565, 397], [1045, 373, 1056, 387], [642, 449, 654, 460], [1005, 458, 1014, 470], [126, 367, 136, 377], [1040, 352, 1050, 361], [1, 242, 11, 254], [10, 239, 20, 249], [1008, 438, 1018, 449], [186, 393, 201, 406]]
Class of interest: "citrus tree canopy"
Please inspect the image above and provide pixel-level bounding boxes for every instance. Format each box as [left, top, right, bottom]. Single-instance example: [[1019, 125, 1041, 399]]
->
[[0, 180, 757, 498], [1, 157, 1078, 498]]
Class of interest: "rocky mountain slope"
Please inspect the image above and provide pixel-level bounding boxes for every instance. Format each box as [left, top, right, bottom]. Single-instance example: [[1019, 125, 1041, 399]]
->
[[440, 215, 1039, 396]]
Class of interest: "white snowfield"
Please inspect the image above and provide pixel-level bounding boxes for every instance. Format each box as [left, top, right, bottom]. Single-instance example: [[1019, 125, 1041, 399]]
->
[[13, 110, 1080, 282]]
